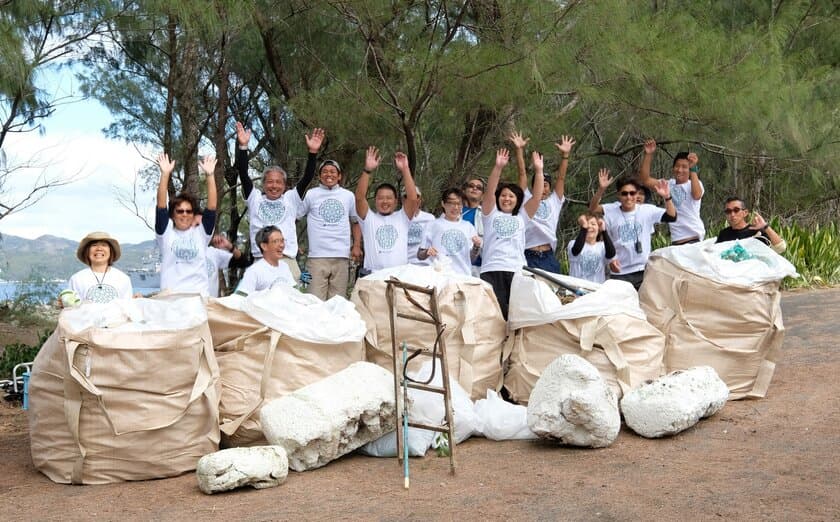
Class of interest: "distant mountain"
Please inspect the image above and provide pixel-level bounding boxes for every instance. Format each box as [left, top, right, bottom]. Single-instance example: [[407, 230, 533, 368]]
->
[[0, 233, 158, 281]]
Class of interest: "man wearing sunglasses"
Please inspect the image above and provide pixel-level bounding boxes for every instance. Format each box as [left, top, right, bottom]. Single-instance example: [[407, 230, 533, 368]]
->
[[461, 176, 486, 274], [638, 139, 705, 245], [715, 197, 786, 254], [590, 171, 676, 290]]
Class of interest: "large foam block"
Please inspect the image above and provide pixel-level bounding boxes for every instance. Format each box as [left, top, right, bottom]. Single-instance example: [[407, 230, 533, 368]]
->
[[260, 362, 396, 471], [620, 366, 729, 438], [526, 354, 620, 448], [196, 446, 288, 494]]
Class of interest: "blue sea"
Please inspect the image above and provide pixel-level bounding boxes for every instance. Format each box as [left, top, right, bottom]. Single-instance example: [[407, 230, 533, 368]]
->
[[0, 281, 160, 302]]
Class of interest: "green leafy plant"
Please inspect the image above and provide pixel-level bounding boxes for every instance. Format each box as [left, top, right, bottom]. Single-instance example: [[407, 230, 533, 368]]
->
[[0, 329, 50, 378]]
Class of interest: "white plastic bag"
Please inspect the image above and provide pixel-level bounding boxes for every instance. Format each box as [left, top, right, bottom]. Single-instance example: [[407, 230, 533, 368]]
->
[[410, 360, 477, 444], [473, 390, 537, 440], [358, 429, 435, 457]]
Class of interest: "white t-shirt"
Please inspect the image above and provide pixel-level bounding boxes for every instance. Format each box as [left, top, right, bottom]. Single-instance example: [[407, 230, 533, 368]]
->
[[406, 210, 435, 265], [205, 246, 234, 298], [247, 189, 302, 258], [667, 178, 705, 241], [567, 241, 609, 284], [236, 258, 296, 294], [156, 222, 212, 295], [420, 216, 478, 276], [359, 210, 411, 271], [67, 267, 133, 303], [523, 189, 565, 250], [298, 185, 358, 258], [602, 202, 665, 275], [480, 208, 530, 273]]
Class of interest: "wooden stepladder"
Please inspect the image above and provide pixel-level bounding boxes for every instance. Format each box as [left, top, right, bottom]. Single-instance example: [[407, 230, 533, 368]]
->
[[385, 277, 456, 483]]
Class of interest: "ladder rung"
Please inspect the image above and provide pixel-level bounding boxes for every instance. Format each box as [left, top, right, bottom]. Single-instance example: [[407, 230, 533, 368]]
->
[[404, 382, 447, 394], [408, 422, 451, 433], [396, 312, 437, 324]]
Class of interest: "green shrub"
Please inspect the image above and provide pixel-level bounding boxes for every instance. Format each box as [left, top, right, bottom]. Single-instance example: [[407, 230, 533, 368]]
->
[[0, 329, 50, 378], [778, 221, 840, 289]]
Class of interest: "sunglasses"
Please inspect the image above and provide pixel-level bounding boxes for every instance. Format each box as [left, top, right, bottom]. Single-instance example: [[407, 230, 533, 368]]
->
[[465, 183, 484, 190], [174, 208, 194, 215], [619, 191, 637, 196], [724, 207, 743, 215]]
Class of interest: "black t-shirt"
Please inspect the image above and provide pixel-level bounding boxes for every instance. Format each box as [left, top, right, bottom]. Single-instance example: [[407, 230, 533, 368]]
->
[[715, 226, 771, 246]]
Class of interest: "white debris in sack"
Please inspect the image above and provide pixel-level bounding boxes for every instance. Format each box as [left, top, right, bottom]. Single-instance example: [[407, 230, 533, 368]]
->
[[526, 354, 620, 448], [260, 361, 396, 471], [196, 446, 288, 494], [620, 366, 729, 438]]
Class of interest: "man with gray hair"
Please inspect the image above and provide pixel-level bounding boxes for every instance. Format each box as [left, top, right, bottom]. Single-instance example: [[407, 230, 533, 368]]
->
[[235, 122, 324, 279]]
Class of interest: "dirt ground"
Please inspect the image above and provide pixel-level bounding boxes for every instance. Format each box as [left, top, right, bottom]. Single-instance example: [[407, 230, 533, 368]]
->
[[1, 289, 838, 521]]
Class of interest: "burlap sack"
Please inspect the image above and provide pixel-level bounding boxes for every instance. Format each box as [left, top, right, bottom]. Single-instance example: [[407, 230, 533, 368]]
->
[[505, 314, 665, 404], [639, 255, 785, 399], [28, 306, 220, 484], [351, 277, 506, 401], [206, 299, 365, 447]]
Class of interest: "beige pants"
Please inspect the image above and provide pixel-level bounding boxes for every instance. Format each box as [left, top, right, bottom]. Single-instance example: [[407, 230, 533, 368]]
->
[[307, 257, 350, 301]]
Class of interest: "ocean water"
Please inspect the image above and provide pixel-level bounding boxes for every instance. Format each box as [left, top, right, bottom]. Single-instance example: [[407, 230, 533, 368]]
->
[[0, 281, 160, 302]]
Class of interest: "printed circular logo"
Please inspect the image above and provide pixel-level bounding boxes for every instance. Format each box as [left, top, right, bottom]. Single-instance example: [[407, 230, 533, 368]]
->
[[407, 222, 424, 246], [441, 229, 467, 255], [671, 185, 687, 207], [618, 221, 643, 244], [206, 258, 216, 278], [172, 236, 198, 262], [258, 199, 286, 224], [535, 200, 550, 220], [375, 224, 398, 250], [319, 198, 345, 224], [578, 253, 601, 276], [493, 215, 520, 238], [86, 284, 118, 303]]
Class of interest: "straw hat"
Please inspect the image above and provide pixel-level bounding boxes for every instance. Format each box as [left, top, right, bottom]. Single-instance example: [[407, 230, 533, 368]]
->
[[76, 232, 121, 265]]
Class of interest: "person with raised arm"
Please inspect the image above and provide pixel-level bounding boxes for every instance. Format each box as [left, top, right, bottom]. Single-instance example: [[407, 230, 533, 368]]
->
[[567, 212, 616, 284], [417, 188, 481, 275], [637, 139, 704, 245], [155, 153, 217, 295], [234, 122, 323, 279], [354, 148, 419, 274], [480, 148, 544, 320], [589, 169, 676, 290], [511, 131, 575, 273], [715, 197, 786, 254]]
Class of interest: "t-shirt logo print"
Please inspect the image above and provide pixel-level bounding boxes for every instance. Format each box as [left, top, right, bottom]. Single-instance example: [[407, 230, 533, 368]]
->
[[172, 236, 198, 261], [258, 199, 286, 223], [86, 284, 118, 303], [375, 224, 398, 251], [671, 185, 687, 207], [407, 222, 423, 246], [618, 221, 642, 244], [579, 253, 601, 276], [205, 258, 216, 278], [319, 198, 345, 224], [535, 200, 550, 220], [493, 215, 519, 238], [441, 229, 467, 255]]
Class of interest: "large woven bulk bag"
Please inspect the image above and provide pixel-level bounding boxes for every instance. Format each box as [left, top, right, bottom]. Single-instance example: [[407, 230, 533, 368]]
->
[[505, 277, 665, 404], [207, 287, 366, 447], [639, 239, 796, 399], [28, 298, 219, 484], [351, 265, 507, 401]]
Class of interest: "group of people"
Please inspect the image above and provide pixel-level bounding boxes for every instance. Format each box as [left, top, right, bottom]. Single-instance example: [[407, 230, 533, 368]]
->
[[62, 128, 787, 322]]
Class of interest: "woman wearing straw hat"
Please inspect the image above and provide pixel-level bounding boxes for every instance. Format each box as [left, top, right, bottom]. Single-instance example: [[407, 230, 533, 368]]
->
[[64, 231, 133, 304]]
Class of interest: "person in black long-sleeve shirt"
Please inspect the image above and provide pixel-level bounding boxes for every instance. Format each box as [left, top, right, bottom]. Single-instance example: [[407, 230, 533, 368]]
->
[[234, 122, 323, 279], [567, 212, 616, 284]]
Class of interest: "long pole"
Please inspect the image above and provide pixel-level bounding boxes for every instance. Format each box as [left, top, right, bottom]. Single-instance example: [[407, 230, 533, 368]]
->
[[402, 341, 410, 489]]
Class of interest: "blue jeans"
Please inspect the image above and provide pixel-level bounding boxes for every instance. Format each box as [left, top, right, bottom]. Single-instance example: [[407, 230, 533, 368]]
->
[[525, 248, 561, 274]]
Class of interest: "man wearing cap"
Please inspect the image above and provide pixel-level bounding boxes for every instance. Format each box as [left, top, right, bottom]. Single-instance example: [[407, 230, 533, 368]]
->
[[298, 152, 361, 300], [403, 186, 435, 266], [235, 122, 324, 279], [64, 232, 133, 304], [512, 132, 574, 273]]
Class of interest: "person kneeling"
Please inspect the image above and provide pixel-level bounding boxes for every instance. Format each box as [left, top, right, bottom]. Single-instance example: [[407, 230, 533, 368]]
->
[[236, 226, 297, 295]]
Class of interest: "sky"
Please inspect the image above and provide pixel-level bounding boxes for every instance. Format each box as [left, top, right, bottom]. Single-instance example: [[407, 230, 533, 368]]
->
[[1, 68, 158, 245]]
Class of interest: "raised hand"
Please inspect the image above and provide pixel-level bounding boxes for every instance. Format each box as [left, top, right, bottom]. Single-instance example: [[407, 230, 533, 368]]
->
[[688, 152, 699, 167], [555, 135, 576, 156], [598, 218, 606, 232], [508, 131, 529, 150], [365, 146, 381, 172], [578, 214, 588, 228], [306, 128, 325, 153], [199, 155, 217, 175], [598, 168, 613, 189], [495, 148, 510, 168], [653, 178, 670, 199], [750, 212, 767, 230], [394, 151, 409, 173], [157, 153, 175, 176], [235, 122, 251, 148], [212, 234, 232, 251], [531, 151, 544, 171], [644, 138, 656, 155]]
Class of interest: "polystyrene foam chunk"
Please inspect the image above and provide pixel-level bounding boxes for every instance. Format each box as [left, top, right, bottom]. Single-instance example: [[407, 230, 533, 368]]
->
[[260, 362, 396, 471], [620, 366, 729, 438], [196, 446, 288, 494], [526, 354, 620, 448]]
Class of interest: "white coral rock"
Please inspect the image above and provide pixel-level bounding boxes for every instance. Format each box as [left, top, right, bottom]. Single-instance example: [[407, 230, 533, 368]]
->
[[196, 446, 288, 494]]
